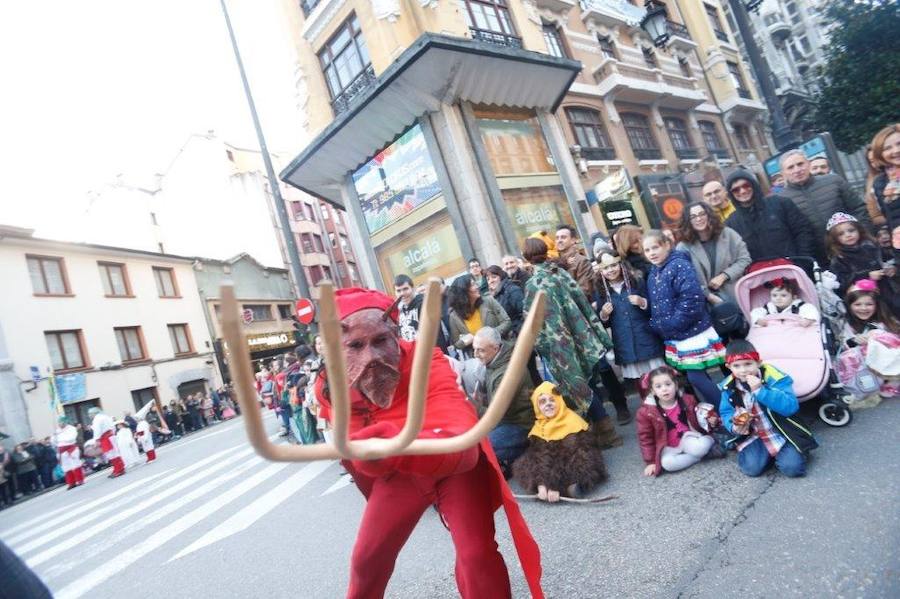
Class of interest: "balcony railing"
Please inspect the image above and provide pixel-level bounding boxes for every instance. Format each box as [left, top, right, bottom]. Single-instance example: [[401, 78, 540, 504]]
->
[[675, 148, 700, 160], [709, 148, 731, 160], [714, 29, 729, 43], [300, 0, 321, 17], [666, 20, 692, 40], [469, 28, 523, 49], [331, 65, 377, 116], [737, 87, 752, 99], [634, 148, 663, 160], [582, 147, 617, 161]]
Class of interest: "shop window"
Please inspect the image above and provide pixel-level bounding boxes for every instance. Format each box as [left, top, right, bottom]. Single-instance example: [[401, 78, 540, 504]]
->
[[318, 14, 371, 101], [243, 304, 273, 321], [64, 398, 100, 428], [277, 304, 293, 319], [168, 323, 194, 355], [131, 387, 157, 413], [597, 35, 617, 60], [153, 267, 179, 298], [99, 262, 131, 297], [115, 326, 146, 363], [27, 255, 70, 295], [565, 108, 615, 160], [45, 330, 88, 372], [542, 23, 567, 58], [621, 113, 661, 160]]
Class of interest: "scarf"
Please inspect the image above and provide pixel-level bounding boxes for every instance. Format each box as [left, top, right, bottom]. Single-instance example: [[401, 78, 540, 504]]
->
[[528, 382, 588, 442]]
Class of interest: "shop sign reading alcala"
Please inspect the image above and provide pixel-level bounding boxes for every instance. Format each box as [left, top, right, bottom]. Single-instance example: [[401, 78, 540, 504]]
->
[[246, 331, 294, 351]]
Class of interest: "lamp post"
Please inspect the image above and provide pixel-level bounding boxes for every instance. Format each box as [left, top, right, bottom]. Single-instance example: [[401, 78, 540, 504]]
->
[[725, 0, 800, 151], [639, 1, 670, 48]]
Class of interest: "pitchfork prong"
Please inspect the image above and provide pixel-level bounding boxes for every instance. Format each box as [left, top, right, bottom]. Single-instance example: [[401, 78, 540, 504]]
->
[[324, 279, 442, 460], [220, 284, 340, 462]]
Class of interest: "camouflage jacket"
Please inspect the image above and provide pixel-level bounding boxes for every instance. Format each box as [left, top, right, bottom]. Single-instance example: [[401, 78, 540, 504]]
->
[[524, 262, 612, 417]]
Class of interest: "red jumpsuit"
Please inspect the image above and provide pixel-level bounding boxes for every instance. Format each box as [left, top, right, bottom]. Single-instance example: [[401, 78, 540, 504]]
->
[[317, 342, 543, 599]]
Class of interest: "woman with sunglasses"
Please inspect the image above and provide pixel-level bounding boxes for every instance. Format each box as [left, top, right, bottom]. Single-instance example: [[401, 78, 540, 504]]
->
[[723, 169, 815, 262]]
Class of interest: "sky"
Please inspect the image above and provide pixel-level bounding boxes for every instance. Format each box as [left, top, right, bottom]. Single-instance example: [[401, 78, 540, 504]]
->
[[0, 0, 306, 241]]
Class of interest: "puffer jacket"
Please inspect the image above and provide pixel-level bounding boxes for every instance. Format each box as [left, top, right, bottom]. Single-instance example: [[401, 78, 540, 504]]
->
[[725, 169, 815, 262], [646, 249, 712, 341], [781, 173, 871, 260], [597, 276, 663, 365], [635, 392, 701, 476]]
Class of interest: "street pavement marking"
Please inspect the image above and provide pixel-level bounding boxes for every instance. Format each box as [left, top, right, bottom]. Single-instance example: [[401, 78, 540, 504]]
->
[[0, 499, 86, 536], [1, 470, 172, 546], [321, 473, 354, 496], [41, 456, 264, 581], [169, 460, 336, 561], [23, 445, 257, 566], [54, 461, 294, 599]]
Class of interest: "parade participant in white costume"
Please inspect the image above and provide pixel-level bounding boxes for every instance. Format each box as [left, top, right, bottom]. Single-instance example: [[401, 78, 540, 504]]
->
[[53, 416, 84, 489], [135, 419, 156, 463], [88, 407, 125, 478], [115, 421, 141, 468]]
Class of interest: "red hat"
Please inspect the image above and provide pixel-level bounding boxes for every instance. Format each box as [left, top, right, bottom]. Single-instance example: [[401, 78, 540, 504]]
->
[[334, 287, 398, 322]]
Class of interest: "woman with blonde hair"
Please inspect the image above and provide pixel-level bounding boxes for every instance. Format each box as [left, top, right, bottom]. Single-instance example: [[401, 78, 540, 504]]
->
[[871, 124, 900, 244], [612, 224, 652, 279]]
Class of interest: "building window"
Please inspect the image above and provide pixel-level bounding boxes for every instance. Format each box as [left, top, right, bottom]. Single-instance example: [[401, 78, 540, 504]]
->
[[642, 46, 658, 69], [459, 0, 518, 38], [312, 234, 325, 253], [704, 4, 727, 41], [323, 265, 333, 280], [45, 330, 87, 371], [318, 14, 371, 100], [243, 304, 273, 321], [340, 235, 351, 254], [153, 267, 179, 298], [337, 262, 347, 279], [131, 387, 157, 413], [621, 113, 661, 160], [597, 35, 616, 60], [734, 124, 753, 149], [699, 121, 727, 153], [565, 108, 615, 160], [678, 57, 692, 78], [320, 204, 331, 220], [99, 262, 131, 297], [277, 304, 293, 319], [290, 201, 305, 221], [114, 327, 146, 362], [167, 324, 193, 355], [727, 61, 749, 97], [27, 255, 70, 295], [309, 265, 325, 286], [798, 36, 811, 54], [304, 203, 316, 220], [299, 233, 313, 253], [664, 117, 693, 151], [542, 23, 566, 58]]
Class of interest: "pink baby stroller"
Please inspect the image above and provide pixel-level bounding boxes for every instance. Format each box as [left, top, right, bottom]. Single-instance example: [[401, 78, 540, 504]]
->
[[734, 259, 852, 427]]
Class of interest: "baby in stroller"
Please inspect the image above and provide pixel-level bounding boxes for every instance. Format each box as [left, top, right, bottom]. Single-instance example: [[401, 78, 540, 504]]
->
[[750, 277, 819, 327]]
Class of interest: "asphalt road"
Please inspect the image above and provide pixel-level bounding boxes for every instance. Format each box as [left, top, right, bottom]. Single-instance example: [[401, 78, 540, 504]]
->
[[1, 399, 897, 598]]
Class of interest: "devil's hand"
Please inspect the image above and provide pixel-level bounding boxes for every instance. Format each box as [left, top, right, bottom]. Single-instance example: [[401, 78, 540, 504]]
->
[[349, 421, 479, 478]]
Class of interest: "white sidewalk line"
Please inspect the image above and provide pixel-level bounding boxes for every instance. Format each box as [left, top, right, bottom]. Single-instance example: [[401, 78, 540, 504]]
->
[[0, 499, 86, 537], [2, 470, 172, 546], [321, 474, 354, 496], [170, 460, 335, 562], [42, 456, 264, 582], [22, 445, 257, 566], [54, 461, 296, 599]]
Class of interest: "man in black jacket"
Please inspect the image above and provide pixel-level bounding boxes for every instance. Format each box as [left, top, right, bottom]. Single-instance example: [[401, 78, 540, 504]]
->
[[725, 169, 815, 263]]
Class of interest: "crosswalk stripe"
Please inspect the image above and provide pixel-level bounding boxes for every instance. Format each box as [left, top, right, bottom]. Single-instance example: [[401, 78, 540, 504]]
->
[[41, 456, 265, 582], [54, 461, 296, 599], [23, 445, 257, 566], [0, 499, 86, 537], [321, 474, 354, 496], [2, 470, 172, 546], [170, 460, 335, 561]]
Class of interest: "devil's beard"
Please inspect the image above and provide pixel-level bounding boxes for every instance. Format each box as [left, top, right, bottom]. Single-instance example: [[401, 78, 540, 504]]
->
[[350, 361, 401, 409]]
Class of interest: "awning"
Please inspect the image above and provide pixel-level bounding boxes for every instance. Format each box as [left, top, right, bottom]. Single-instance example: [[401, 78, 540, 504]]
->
[[279, 33, 581, 207]]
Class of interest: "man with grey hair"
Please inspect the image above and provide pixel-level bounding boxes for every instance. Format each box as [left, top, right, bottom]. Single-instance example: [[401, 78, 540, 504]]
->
[[779, 149, 871, 260], [472, 326, 535, 474], [501, 254, 530, 290]]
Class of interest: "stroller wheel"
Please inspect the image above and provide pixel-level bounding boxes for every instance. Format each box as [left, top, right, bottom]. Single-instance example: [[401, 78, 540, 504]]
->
[[818, 402, 852, 427]]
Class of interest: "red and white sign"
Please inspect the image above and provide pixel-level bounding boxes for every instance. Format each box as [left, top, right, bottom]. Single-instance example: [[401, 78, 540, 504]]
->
[[241, 308, 254, 325], [295, 298, 316, 325]]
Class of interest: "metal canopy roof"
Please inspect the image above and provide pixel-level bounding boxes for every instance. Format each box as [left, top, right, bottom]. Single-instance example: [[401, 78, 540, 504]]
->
[[279, 33, 581, 207]]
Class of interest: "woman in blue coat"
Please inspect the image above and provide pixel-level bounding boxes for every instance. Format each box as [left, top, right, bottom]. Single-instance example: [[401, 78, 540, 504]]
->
[[594, 252, 664, 384]]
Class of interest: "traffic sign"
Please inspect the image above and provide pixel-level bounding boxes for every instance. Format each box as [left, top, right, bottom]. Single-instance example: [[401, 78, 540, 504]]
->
[[295, 298, 316, 325], [241, 308, 254, 325]]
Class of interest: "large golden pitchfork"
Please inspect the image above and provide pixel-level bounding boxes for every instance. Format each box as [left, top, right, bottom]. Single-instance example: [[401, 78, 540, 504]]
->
[[220, 279, 545, 462]]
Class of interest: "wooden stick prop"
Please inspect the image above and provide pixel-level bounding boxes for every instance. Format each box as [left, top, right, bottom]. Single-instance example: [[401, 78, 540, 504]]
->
[[513, 493, 618, 504], [220, 280, 545, 462]]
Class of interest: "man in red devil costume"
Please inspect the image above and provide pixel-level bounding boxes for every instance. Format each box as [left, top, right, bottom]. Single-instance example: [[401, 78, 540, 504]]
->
[[315, 288, 543, 598]]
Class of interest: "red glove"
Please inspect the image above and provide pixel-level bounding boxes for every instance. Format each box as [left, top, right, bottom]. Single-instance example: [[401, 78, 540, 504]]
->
[[349, 421, 479, 479]]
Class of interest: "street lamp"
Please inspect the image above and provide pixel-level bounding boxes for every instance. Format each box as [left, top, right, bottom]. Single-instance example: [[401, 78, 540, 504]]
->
[[639, 1, 669, 48]]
